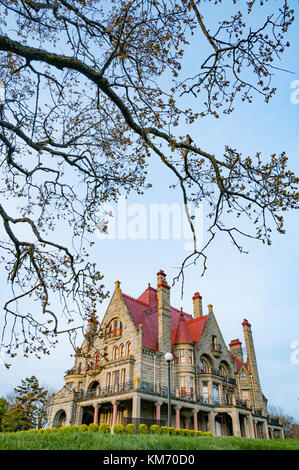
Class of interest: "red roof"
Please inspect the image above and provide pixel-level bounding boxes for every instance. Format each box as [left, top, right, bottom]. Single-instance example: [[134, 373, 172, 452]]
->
[[123, 285, 207, 351], [228, 351, 248, 372]]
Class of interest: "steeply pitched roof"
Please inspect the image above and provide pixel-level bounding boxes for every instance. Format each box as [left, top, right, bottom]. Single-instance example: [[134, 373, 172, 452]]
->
[[123, 285, 207, 352]]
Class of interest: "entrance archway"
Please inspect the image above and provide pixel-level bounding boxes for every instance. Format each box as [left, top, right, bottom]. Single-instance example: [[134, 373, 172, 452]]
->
[[215, 413, 233, 437], [53, 409, 67, 428], [82, 406, 95, 425]]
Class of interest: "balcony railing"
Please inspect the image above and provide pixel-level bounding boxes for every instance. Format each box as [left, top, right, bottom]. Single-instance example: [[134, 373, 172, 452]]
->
[[253, 409, 262, 417], [65, 368, 82, 376], [236, 398, 248, 409], [80, 381, 134, 400], [267, 415, 280, 426], [197, 367, 236, 386]]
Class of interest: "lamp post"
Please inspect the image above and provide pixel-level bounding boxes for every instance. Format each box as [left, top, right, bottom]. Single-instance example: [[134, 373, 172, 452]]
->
[[165, 352, 173, 427]]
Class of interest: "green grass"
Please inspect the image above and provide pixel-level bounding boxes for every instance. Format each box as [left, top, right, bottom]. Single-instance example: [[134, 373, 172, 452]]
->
[[0, 432, 298, 450]]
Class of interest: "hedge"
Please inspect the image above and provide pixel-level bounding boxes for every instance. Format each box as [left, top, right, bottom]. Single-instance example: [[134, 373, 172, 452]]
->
[[7, 423, 214, 437]]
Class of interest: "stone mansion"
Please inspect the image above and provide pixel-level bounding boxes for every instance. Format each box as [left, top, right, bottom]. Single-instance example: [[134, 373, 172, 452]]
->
[[48, 270, 283, 438]]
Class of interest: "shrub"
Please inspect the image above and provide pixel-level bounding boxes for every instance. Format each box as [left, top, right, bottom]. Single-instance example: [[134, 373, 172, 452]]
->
[[138, 423, 148, 434], [175, 428, 184, 436], [50, 427, 58, 433], [58, 426, 72, 432], [79, 424, 88, 432], [125, 423, 136, 434], [168, 427, 176, 436], [204, 431, 213, 437], [69, 425, 79, 432], [37, 428, 46, 433], [189, 430, 195, 437], [113, 424, 125, 434], [160, 426, 169, 435], [88, 423, 99, 432], [99, 423, 111, 434], [183, 429, 191, 437], [150, 424, 160, 435]]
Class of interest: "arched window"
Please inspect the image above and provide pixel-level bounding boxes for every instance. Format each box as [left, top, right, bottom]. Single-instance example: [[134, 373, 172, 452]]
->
[[94, 352, 100, 368], [113, 346, 119, 360], [200, 358, 209, 373], [127, 342, 131, 356], [106, 318, 123, 338], [219, 365, 226, 376], [120, 344, 124, 358]]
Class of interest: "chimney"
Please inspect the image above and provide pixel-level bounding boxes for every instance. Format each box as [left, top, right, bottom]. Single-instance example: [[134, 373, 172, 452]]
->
[[192, 292, 203, 318], [242, 318, 263, 410], [86, 313, 99, 336], [229, 339, 243, 363], [157, 270, 171, 355]]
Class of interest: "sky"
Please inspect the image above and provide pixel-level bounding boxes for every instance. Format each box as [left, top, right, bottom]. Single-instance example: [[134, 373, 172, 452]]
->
[[0, 1, 298, 422]]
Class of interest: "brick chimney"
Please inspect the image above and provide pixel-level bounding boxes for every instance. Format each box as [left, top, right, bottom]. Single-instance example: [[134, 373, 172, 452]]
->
[[229, 339, 243, 363], [157, 270, 171, 355], [192, 292, 203, 318], [86, 313, 99, 336], [242, 318, 263, 410]]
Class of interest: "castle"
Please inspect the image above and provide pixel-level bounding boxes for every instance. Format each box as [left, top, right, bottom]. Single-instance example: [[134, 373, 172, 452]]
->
[[48, 270, 283, 438]]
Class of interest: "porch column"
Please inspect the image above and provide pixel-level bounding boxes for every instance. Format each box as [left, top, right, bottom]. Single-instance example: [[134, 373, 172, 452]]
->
[[280, 428, 285, 439], [231, 410, 241, 437], [132, 395, 141, 419], [193, 407, 199, 431], [247, 413, 255, 439], [263, 420, 269, 439], [93, 404, 100, 425], [269, 428, 274, 439], [77, 406, 84, 426], [208, 410, 216, 436], [155, 400, 163, 424], [112, 400, 119, 428], [254, 421, 258, 438], [175, 406, 181, 429]]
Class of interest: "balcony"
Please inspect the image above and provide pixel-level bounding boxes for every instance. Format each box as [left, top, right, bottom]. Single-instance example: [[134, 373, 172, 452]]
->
[[211, 343, 222, 358], [65, 368, 82, 376]]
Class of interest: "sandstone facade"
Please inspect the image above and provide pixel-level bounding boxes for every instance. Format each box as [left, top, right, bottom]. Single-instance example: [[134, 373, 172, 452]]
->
[[48, 270, 283, 438]]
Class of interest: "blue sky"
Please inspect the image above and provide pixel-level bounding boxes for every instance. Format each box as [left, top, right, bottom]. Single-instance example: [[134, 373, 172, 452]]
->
[[0, 1, 298, 422]]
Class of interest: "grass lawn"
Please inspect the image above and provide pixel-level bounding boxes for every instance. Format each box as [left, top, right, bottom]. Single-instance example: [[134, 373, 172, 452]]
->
[[0, 432, 298, 450]]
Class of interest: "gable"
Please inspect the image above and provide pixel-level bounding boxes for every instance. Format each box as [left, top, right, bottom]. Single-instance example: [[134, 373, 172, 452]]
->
[[197, 311, 234, 369]]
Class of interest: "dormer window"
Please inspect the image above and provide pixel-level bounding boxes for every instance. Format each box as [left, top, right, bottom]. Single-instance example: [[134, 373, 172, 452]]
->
[[240, 370, 247, 381]]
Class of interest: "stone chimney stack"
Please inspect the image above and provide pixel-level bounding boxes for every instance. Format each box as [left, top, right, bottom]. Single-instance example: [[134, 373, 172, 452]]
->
[[229, 339, 243, 363], [157, 270, 171, 355], [86, 313, 99, 336], [242, 318, 263, 410], [192, 292, 203, 318]]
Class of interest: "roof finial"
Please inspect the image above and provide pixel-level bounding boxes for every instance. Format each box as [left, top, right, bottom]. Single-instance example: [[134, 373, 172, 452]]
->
[[115, 280, 121, 290]]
